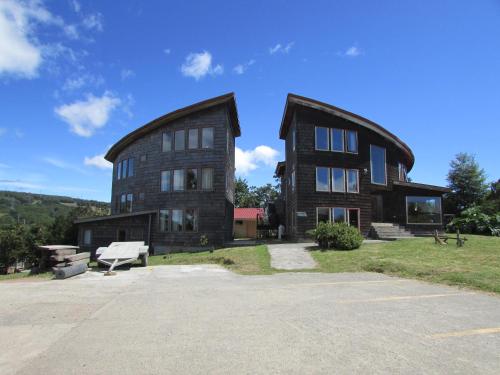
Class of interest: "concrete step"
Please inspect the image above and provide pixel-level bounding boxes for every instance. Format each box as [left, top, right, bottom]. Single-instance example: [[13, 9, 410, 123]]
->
[[370, 223, 414, 240]]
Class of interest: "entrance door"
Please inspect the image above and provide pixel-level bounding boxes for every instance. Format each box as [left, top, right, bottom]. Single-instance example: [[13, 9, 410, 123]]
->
[[371, 195, 383, 222]]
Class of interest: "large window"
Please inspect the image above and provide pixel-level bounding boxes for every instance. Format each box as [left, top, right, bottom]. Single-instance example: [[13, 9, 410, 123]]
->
[[172, 209, 183, 232], [316, 207, 360, 229], [332, 207, 346, 223], [406, 196, 442, 224], [186, 169, 198, 190], [202, 168, 213, 190], [331, 128, 344, 152], [161, 171, 171, 192], [202, 127, 214, 149], [332, 168, 345, 192], [162, 132, 172, 152], [315, 127, 329, 151], [347, 169, 359, 193], [346, 130, 358, 153], [316, 167, 330, 192], [173, 169, 185, 191], [370, 145, 387, 185], [188, 129, 198, 149], [175, 130, 185, 151]]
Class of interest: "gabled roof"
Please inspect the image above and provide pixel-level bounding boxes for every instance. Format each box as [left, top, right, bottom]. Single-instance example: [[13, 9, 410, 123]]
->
[[279, 93, 415, 170], [234, 208, 264, 220], [105, 93, 240, 162]]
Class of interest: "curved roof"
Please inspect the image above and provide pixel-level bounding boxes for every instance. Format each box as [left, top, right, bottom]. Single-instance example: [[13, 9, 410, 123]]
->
[[279, 93, 415, 170], [105, 93, 240, 162]]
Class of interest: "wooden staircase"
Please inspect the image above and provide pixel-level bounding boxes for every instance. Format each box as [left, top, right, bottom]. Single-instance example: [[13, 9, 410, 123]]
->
[[370, 222, 415, 240]]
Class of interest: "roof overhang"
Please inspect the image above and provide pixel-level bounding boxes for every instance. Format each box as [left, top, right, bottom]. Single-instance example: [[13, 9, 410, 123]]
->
[[279, 93, 415, 171], [392, 181, 450, 193], [105, 93, 240, 162], [74, 210, 156, 224], [275, 161, 286, 177]]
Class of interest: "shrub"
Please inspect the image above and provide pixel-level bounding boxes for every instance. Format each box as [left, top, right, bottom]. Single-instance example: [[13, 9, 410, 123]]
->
[[313, 222, 363, 250], [447, 206, 500, 236]]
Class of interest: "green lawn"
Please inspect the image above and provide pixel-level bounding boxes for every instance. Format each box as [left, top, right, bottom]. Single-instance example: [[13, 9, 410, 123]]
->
[[0, 271, 52, 282], [311, 235, 500, 293], [148, 245, 273, 275]]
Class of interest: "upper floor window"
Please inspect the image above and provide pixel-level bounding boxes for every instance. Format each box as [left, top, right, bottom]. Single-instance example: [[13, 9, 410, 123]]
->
[[332, 168, 346, 192], [127, 158, 134, 177], [187, 169, 198, 190], [202, 168, 214, 190], [315, 127, 329, 151], [172, 209, 183, 231], [331, 129, 344, 152], [346, 169, 359, 193], [292, 127, 296, 151], [121, 159, 128, 178], [188, 129, 198, 149], [117, 158, 134, 180], [173, 169, 185, 191], [291, 170, 296, 191], [398, 162, 408, 182], [161, 171, 171, 192], [370, 145, 387, 185], [117, 161, 121, 180], [175, 130, 185, 151], [316, 167, 330, 192], [119, 193, 133, 213], [202, 127, 214, 149], [346, 130, 358, 153], [162, 132, 172, 152], [126, 193, 133, 212]]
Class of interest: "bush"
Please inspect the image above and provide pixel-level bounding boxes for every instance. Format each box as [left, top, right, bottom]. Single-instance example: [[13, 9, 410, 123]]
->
[[313, 222, 363, 250], [447, 206, 500, 236]]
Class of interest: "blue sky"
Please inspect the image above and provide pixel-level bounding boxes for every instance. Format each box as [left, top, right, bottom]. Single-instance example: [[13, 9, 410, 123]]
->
[[0, 0, 499, 202]]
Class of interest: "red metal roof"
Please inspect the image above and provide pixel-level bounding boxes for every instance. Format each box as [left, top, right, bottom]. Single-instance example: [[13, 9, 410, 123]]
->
[[234, 208, 264, 220]]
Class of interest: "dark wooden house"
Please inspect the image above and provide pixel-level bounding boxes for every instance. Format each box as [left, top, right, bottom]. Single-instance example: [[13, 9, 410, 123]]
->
[[76, 93, 240, 255], [275, 94, 449, 239]]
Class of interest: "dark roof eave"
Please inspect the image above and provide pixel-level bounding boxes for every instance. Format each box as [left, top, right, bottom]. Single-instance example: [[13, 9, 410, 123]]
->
[[74, 210, 156, 224], [279, 93, 415, 171], [105, 93, 240, 162], [393, 181, 451, 193], [274, 161, 286, 177]]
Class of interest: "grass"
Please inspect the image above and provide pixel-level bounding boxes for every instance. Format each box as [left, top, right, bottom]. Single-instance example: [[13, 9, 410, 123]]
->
[[147, 245, 273, 275], [0, 271, 52, 282], [311, 235, 500, 293]]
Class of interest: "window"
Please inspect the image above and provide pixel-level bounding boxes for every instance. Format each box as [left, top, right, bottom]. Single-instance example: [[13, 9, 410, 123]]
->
[[162, 132, 172, 152], [172, 209, 183, 231], [332, 207, 346, 223], [159, 209, 170, 232], [316, 167, 330, 192], [128, 158, 134, 177], [173, 169, 185, 191], [406, 196, 442, 224], [83, 229, 92, 246], [138, 192, 145, 201], [121, 159, 128, 179], [202, 127, 214, 148], [188, 129, 198, 149], [202, 168, 213, 190], [120, 194, 126, 213], [126, 193, 133, 212], [187, 169, 198, 190], [346, 130, 358, 153], [370, 145, 387, 185], [315, 127, 329, 151], [399, 163, 408, 182], [291, 170, 296, 191], [346, 169, 359, 193], [161, 171, 171, 192], [331, 128, 344, 152], [292, 127, 296, 151], [332, 168, 345, 192], [175, 130, 185, 151], [117, 161, 121, 180], [317, 207, 330, 224], [185, 209, 197, 231]]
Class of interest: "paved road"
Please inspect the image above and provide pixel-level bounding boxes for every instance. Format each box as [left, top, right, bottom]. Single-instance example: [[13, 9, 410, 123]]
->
[[1, 266, 500, 374], [268, 242, 317, 270]]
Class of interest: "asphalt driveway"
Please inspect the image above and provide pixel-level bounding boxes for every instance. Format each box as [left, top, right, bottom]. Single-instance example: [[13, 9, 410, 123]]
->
[[1, 266, 499, 374]]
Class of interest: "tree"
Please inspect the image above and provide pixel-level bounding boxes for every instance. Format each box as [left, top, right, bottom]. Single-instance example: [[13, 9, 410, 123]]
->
[[234, 178, 280, 208], [446, 153, 488, 213], [253, 184, 279, 206]]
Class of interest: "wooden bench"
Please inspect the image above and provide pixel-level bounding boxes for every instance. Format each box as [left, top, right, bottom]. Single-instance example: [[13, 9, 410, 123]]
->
[[434, 230, 468, 247]]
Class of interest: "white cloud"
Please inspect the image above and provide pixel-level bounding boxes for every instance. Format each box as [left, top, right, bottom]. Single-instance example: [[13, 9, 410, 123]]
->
[[235, 145, 280, 176], [55, 92, 121, 137], [339, 46, 362, 57], [181, 51, 223, 80], [163, 48, 171, 55], [269, 42, 294, 55], [0, 179, 99, 193], [120, 68, 135, 80], [84, 153, 112, 170], [43, 156, 88, 174], [71, 0, 81, 13], [0, 128, 6, 137], [82, 13, 103, 32], [233, 59, 255, 75], [62, 73, 104, 91]]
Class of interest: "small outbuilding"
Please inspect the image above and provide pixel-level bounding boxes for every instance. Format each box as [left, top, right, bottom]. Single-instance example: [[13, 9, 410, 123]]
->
[[233, 208, 264, 239]]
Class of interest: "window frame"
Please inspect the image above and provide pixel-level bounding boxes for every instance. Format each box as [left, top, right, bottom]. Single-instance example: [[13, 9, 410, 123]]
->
[[162, 131, 172, 152], [370, 144, 387, 186], [174, 129, 185, 151], [173, 169, 185, 191], [188, 128, 199, 149], [346, 169, 360, 193], [171, 209, 184, 232], [406, 196, 442, 225], [117, 161, 122, 180], [345, 130, 358, 154], [184, 208, 198, 232], [315, 126, 330, 151], [160, 170, 171, 192], [126, 193, 133, 213], [83, 229, 92, 246], [201, 167, 214, 191], [316, 207, 331, 226], [331, 167, 346, 193], [186, 168, 198, 191], [331, 128, 345, 153], [127, 158, 134, 177], [315, 167, 330, 192], [398, 162, 408, 182], [201, 127, 214, 149], [159, 209, 170, 232]]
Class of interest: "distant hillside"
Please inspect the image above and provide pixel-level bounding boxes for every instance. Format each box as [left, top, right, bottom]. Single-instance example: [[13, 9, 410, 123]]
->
[[0, 191, 110, 228]]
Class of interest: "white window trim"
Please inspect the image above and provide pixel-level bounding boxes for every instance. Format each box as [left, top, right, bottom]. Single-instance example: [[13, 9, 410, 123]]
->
[[345, 130, 359, 154], [316, 207, 361, 230], [346, 208, 361, 230], [370, 144, 387, 186], [405, 196, 443, 225], [330, 128, 345, 153], [314, 126, 330, 151], [316, 207, 331, 226], [346, 169, 360, 193], [331, 168, 346, 193], [316, 167, 330, 192], [331, 207, 347, 223]]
